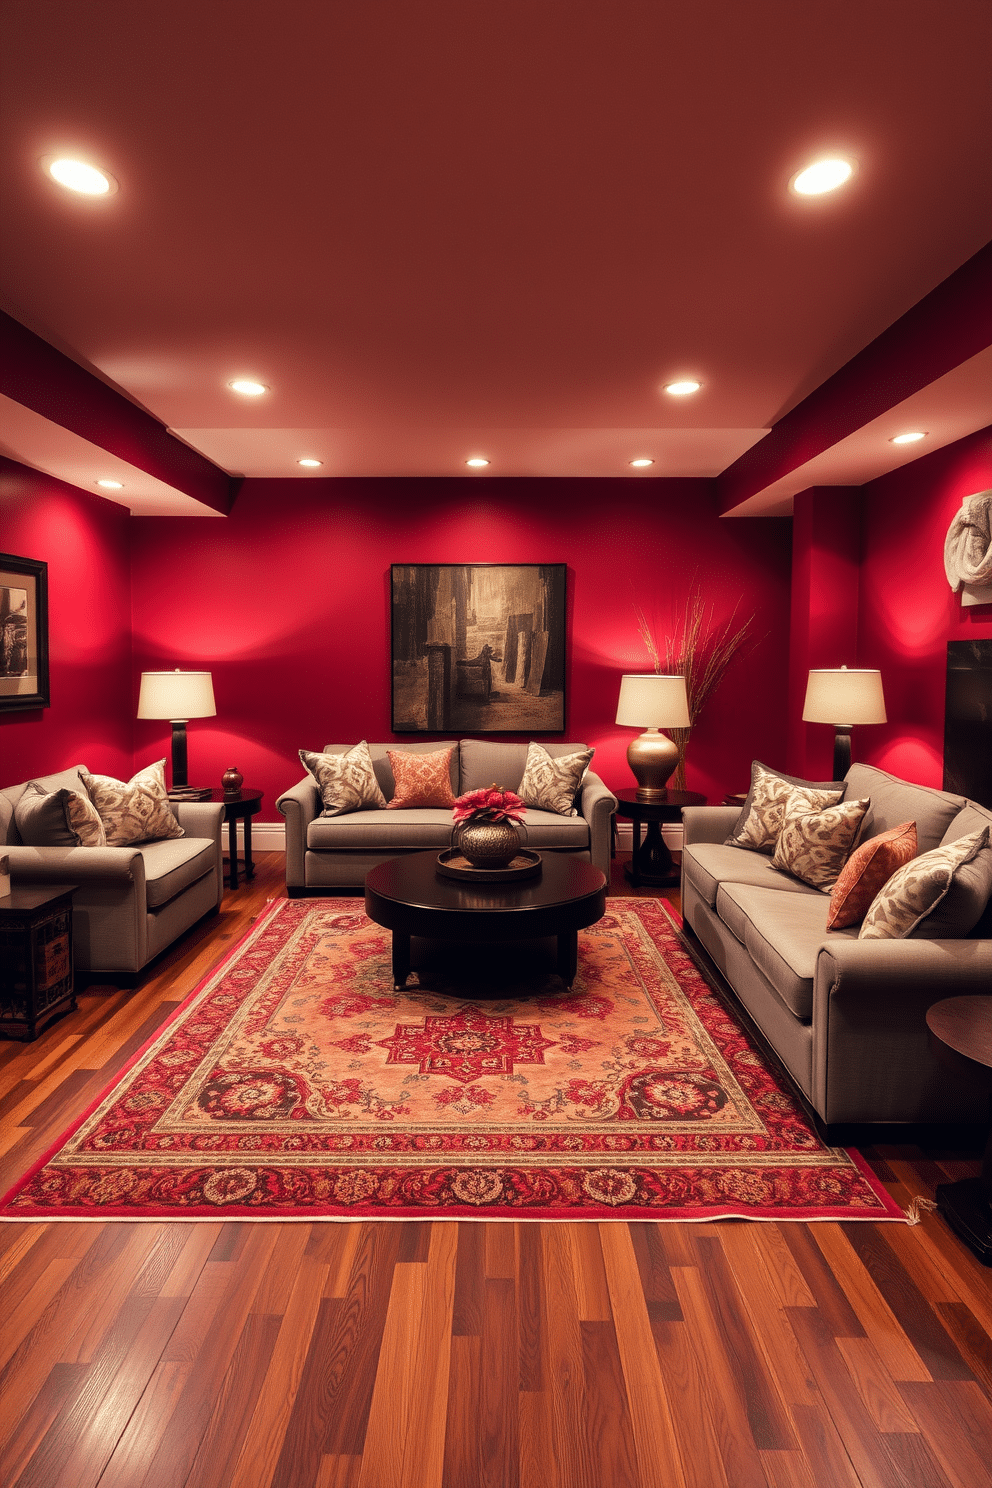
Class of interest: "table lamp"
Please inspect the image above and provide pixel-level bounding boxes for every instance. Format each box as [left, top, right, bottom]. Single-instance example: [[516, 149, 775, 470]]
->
[[137, 669, 216, 798], [802, 666, 886, 779], [615, 673, 691, 800]]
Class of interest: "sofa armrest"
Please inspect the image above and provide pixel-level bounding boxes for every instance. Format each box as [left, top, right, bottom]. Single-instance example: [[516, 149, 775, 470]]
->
[[682, 805, 739, 846], [578, 771, 618, 879], [812, 937, 992, 1124], [172, 800, 225, 908], [276, 775, 320, 888], [6, 843, 147, 886]]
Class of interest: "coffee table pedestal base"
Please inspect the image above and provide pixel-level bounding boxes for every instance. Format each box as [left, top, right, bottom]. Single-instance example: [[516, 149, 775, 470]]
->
[[391, 927, 580, 990]]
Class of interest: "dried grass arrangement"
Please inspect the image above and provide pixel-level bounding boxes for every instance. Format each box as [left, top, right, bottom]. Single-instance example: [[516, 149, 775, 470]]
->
[[635, 590, 754, 790]]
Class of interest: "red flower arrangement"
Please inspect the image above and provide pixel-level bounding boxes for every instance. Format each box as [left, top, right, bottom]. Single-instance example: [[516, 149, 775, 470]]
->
[[452, 785, 526, 824]]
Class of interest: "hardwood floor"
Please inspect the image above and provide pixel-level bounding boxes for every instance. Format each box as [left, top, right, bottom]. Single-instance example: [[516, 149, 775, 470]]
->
[[1, 853, 989, 1488]]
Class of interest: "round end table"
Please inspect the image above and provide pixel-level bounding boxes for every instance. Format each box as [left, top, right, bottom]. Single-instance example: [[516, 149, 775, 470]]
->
[[614, 788, 706, 888], [926, 995, 992, 1266]]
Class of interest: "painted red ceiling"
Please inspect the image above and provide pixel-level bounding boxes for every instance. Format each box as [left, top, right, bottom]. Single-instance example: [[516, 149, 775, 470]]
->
[[1, 0, 990, 498]]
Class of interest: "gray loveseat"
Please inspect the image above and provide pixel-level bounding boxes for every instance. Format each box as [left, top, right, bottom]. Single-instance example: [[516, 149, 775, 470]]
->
[[681, 762, 992, 1132], [1, 764, 225, 978], [277, 739, 617, 893]]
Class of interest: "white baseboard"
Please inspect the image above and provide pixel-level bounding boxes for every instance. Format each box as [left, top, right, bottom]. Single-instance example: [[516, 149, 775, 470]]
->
[[234, 821, 684, 855]]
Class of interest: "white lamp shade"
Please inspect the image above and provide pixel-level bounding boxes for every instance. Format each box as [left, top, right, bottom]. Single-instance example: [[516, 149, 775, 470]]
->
[[802, 668, 886, 726], [616, 673, 691, 728], [137, 670, 216, 720]]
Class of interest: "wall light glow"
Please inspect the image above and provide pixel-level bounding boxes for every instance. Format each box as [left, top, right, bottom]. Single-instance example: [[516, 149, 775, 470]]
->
[[629, 458, 654, 468], [465, 457, 490, 468], [664, 380, 700, 396], [890, 431, 926, 445], [97, 479, 124, 489], [228, 379, 268, 396], [297, 458, 323, 467]]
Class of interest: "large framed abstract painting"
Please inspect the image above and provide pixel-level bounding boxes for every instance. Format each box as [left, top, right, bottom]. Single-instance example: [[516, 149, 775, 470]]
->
[[0, 552, 49, 713], [391, 564, 566, 733]]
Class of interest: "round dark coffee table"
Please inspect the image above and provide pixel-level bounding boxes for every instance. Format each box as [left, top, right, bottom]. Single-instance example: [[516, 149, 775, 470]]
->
[[926, 995, 992, 1265], [365, 852, 607, 991]]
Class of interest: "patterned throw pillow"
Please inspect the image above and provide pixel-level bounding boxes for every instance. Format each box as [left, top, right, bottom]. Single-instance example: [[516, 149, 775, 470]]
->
[[726, 761, 845, 854], [859, 827, 990, 939], [517, 742, 594, 817], [300, 741, 388, 817], [771, 793, 870, 891], [826, 821, 918, 930], [14, 782, 107, 848], [81, 759, 185, 845], [386, 748, 456, 809]]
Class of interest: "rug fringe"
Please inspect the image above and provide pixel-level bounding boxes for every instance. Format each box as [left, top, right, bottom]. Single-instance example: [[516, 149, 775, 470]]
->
[[904, 1195, 938, 1225]]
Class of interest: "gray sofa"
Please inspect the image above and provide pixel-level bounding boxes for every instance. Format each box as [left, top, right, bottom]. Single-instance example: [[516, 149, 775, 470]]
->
[[681, 762, 992, 1132], [1, 764, 225, 978], [277, 739, 617, 892]]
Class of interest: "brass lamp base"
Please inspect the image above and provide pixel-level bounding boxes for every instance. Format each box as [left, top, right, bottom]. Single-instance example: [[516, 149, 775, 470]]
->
[[627, 729, 679, 801]]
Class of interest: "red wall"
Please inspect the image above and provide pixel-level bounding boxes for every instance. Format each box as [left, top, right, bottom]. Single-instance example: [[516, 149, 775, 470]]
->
[[129, 478, 793, 816], [0, 457, 134, 784], [859, 423, 992, 786]]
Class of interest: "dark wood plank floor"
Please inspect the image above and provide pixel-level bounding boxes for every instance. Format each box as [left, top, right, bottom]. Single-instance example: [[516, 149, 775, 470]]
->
[[1, 853, 989, 1487]]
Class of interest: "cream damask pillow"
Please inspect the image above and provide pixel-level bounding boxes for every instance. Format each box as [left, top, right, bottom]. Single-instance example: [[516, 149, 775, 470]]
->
[[859, 827, 990, 939], [771, 792, 869, 890], [300, 741, 388, 817], [517, 742, 593, 816], [726, 761, 845, 854], [81, 759, 184, 845]]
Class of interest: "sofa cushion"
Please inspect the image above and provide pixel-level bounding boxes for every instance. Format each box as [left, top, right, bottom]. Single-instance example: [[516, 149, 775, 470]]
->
[[770, 793, 870, 890], [82, 760, 185, 845], [361, 741, 459, 801], [1, 764, 94, 846], [518, 741, 593, 816], [14, 782, 107, 848], [683, 841, 824, 911], [826, 821, 918, 929], [301, 742, 388, 816], [725, 761, 845, 853], [845, 763, 966, 855], [859, 827, 990, 939], [307, 805, 589, 852], [386, 747, 456, 808], [716, 883, 856, 1021], [140, 837, 218, 909], [458, 739, 591, 795], [941, 801, 992, 936]]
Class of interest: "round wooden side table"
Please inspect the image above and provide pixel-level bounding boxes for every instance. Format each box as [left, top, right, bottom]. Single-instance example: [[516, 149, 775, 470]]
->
[[209, 788, 264, 890], [926, 995, 992, 1266], [614, 788, 706, 888]]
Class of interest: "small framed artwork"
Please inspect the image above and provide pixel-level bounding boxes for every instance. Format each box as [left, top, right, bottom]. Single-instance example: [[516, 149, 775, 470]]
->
[[391, 563, 566, 733], [0, 552, 50, 712]]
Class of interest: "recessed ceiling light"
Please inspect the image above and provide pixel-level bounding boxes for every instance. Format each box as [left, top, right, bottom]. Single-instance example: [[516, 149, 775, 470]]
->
[[664, 380, 701, 396], [96, 479, 124, 489], [45, 157, 115, 195], [791, 158, 854, 196], [629, 458, 655, 468], [890, 431, 927, 445], [228, 379, 268, 396], [297, 458, 323, 468], [465, 457, 490, 467]]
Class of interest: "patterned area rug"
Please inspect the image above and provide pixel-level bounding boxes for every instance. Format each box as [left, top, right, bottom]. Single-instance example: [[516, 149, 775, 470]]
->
[[0, 898, 903, 1222]]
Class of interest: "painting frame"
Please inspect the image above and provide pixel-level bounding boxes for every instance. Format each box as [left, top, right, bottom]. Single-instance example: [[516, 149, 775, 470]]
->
[[391, 563, 567, 734], [0, 552, 50, 713]]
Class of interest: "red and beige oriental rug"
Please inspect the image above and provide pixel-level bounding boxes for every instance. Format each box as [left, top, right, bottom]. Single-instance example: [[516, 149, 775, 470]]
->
[[0, 898, 903, 1223]]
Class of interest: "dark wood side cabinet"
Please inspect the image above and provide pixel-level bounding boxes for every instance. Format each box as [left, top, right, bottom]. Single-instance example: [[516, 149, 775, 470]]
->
[[0, 884, 77, 1040]]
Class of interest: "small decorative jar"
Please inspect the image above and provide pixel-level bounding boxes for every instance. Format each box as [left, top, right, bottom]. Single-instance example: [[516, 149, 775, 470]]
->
[[221, 766, 244, 797], [457, 817, 521, 869]]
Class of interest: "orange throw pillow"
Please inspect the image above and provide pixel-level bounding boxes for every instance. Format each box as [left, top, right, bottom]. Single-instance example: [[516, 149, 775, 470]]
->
[[826, 821, 918, 930], [386, 748, 456, 809]]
